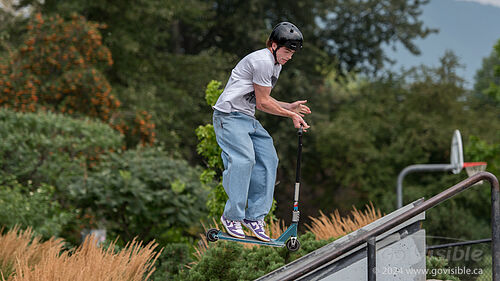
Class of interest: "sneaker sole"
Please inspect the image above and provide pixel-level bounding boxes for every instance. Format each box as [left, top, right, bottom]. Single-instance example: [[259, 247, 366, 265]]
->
[[242, 221, 270, 242], [221, 218, 245, 239]]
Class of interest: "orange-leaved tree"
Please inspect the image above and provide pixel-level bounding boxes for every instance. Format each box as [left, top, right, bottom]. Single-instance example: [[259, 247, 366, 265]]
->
[[0, 13, 155, 146]]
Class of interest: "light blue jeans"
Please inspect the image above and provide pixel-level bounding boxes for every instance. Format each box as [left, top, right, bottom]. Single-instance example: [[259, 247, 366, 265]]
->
[[213, 110, 278, 221]]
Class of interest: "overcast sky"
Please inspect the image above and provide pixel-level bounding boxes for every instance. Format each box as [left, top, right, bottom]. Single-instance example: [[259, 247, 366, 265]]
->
[[459, 0, 500, 8], [385, 0, 500, 89]]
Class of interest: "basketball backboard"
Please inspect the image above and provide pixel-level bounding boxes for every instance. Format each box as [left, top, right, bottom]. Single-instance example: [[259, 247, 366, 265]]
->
[[450, 130, 464, 174]]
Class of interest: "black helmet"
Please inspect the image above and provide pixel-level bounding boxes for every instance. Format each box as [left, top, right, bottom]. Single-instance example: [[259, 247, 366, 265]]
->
[[269, 22, 303, 51]]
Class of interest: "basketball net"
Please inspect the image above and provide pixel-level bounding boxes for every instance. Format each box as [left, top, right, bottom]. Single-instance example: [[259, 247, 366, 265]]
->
[[464, 162, 487, 185]]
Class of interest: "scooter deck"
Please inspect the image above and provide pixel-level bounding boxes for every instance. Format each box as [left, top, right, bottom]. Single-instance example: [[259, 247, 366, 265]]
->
[[217, 230, 286, 247]]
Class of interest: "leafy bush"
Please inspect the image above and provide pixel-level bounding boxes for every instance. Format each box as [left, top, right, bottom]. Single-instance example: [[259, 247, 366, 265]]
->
[[0, 108, 123, 190], [426, 256, 460, 281], [67, 146, 208, 244], [183, 242, 284, 281], [0, 177, 74, 240], [150, 243, 193, 281], [196, 80, 225, 218], [0, 108, 124, 245], [466, 134, 500, 176], [182, 232, 330, 281]]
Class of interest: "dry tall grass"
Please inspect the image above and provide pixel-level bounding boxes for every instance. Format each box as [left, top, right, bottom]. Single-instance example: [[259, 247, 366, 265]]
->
[[0, 226, 64, 279], [0, 226, 162, 281], [305, 202, 383, 240]]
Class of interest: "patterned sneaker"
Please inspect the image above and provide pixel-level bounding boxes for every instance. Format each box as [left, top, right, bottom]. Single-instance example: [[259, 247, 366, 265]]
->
[[242, 219, 270, 242], [220, 216, 245, 239]]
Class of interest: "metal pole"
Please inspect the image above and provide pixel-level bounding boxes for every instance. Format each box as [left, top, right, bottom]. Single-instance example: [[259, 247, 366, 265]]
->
[[426, 238, 492, 250], [492, 179, 500, 280], [368, 237, 376, 281], [396, 164, 454, 208]]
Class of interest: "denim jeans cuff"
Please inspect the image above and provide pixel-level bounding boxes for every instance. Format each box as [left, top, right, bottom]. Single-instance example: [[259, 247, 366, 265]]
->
[[245, 217, 265, 221], [223, 214, 244, 221]]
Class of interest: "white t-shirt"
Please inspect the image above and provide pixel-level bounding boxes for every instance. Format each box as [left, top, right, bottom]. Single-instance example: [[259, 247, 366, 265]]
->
[[213, 48, 282, 116]]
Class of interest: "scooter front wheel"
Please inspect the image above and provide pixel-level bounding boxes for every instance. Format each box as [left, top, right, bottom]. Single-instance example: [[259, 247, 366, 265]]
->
[[206, 228, 219, 242], [286, 237, 300, 251]]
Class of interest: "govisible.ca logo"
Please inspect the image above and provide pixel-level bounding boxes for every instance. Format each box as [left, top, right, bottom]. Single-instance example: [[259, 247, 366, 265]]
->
[[428, 247, 484, 262], [426, 235, 487, 262], [368, 234, 488, 278], [372, 234, 488, 262], [426, 266, 484, 277], [374, 266, 484, 276]]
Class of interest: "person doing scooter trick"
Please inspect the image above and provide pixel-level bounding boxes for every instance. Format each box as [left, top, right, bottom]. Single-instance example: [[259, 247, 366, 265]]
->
[[212, 22, 311, 242]]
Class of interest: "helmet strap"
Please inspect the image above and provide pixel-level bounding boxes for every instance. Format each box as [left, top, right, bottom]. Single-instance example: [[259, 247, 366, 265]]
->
[[272, 46, 280, 65]]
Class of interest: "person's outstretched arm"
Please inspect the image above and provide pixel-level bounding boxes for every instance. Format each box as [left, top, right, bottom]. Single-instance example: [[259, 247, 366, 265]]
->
[[254, 83, 310, 130]]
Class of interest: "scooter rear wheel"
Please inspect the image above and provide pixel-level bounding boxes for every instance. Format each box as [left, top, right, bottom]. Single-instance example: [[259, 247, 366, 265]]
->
[[206, 228, 219, 242], [286, 237, 301, 251]]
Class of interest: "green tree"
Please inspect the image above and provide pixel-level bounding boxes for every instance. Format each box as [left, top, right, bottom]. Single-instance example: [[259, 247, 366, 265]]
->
[[171, 0, 435, 75], [466, 135, 500, 177], [310, 51, 500, 241], [0, 13, 117, 119], [13, 0, 232, 158], [474, 50, 500, 96], [474, 41, 500, 107], [0, 12, 156, 146], [0, 3, 27, 56], [481, 39, 500, 105], [13, 0, 436, 162]]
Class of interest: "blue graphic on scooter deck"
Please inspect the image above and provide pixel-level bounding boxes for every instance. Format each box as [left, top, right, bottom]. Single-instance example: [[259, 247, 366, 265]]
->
[[217, 231, 283, 247], [208, 223, 298, 248]]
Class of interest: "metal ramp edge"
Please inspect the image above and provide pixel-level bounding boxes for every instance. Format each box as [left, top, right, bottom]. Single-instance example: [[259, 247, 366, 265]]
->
[[256, 198, 426, 281]]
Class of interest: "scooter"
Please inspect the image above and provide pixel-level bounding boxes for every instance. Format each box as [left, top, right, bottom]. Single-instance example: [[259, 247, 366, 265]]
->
[[206, 127, 304, 251]]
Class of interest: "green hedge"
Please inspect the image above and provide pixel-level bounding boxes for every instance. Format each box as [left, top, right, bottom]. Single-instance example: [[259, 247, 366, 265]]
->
[[180, 232, 331, 281], [0, 109, 208, 248], [67, 147, 209, 244], [0, 108, 123, 189], [0, 177, 74, 239]]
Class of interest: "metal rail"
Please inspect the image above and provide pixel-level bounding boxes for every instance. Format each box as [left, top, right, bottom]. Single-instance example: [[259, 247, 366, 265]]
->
[[276, 172, 500, 281], [427, 238, 492, 250], [396, 164, 455, 208]]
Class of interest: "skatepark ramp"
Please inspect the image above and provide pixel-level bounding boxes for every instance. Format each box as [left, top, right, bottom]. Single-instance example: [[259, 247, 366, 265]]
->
[[256, 172, 500, 281]]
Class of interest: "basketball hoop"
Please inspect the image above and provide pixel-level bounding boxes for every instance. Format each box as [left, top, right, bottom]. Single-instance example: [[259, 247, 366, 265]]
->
[[464, 162, 487, 185]]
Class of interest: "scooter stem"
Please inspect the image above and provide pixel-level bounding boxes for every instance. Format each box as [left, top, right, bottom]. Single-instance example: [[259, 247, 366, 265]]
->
[[292, 126, 303, 222], [296, 127, 303, 181]]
